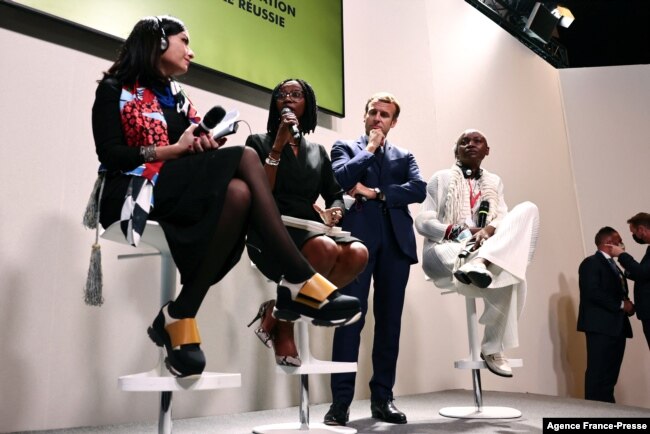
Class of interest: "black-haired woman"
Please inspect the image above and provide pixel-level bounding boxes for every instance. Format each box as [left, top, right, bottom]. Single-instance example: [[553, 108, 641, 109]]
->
[[91, 17, 360, 378], [246, 79, 368, 366]]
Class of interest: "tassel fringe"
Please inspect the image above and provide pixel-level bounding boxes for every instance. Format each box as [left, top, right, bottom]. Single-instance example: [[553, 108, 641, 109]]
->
[[83, 174, 105, 229], [84, 243, 104, 306], [83, 173, 106, 306]]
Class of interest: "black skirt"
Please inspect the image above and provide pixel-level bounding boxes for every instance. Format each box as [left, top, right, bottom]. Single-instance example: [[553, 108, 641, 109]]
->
[[100, 146, 245, 285], [247, 225, 359, 283]]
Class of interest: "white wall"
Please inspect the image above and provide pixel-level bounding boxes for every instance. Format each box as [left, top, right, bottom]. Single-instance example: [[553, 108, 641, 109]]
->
[[0, 0, 648, 431], [559, 64, 650, 405]]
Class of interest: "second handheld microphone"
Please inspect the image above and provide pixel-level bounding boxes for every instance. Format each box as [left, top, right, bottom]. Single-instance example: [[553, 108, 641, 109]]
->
[[477, 200, 490, 228], [193, 106, 227, 137]]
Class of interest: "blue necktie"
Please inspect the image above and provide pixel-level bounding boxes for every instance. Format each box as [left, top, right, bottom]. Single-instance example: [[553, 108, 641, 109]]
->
[[608, 258, 629, 296]]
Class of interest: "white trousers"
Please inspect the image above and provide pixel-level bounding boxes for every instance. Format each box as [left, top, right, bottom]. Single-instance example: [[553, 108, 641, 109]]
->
[[422, 201, 539, 354]]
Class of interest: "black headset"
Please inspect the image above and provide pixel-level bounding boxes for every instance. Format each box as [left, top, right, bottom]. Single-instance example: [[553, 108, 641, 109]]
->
[[455, 160, 483, 179], [155, 16, 168, 52]]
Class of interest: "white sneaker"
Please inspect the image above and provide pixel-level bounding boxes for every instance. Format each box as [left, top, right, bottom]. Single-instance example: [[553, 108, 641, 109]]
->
[[457, 262, 493, 288], [481, 352, 513, 377]]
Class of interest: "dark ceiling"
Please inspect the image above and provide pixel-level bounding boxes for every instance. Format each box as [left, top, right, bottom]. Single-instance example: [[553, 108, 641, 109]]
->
[[554, 0, 650, 68]]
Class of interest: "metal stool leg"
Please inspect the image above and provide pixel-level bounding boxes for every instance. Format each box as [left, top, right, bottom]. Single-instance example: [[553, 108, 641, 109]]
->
[[159, 391, 172, 434], [465, 297, 483, 411], [439, 297, 521, 419]]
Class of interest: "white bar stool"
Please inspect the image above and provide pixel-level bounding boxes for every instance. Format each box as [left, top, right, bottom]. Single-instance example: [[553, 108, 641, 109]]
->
[[439, 292, 522, 419], [250, 216, 358, 433], [101, 221, 241, 434], [251, 314, 357, 433]]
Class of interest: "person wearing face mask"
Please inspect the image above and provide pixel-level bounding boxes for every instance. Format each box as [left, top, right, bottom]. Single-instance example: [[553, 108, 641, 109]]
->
[[415, 129, 539, 379], [89, 17, 361, 378], [609, 212, 650, 349], [324, 92, 426, 426], [578, 227, 634, 403], [245, 78, 368, 368]]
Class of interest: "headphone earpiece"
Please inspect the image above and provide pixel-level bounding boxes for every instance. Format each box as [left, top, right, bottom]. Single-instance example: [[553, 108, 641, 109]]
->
[[155, 17, 168, 52], [455, 161, 483, 179]]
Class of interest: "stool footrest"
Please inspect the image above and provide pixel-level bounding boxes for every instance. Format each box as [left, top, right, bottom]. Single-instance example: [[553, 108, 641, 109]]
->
[[118, 368, 241, 392], [453, 358, 523, 370], [277, 359, 356, 375]]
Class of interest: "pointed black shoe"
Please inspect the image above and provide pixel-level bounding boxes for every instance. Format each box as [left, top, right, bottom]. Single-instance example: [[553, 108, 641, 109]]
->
[[323, 401, 350, 426], [273, 273, 361, 327], [370, 399, 407, 424]]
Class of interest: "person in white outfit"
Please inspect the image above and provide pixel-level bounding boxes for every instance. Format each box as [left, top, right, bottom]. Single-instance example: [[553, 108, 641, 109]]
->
[[415, 129, 539, 377]]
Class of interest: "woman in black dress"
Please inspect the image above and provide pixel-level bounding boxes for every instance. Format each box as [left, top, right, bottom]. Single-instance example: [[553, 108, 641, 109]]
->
[[246, 79, 368, 366], [91, 17, 360, 377]]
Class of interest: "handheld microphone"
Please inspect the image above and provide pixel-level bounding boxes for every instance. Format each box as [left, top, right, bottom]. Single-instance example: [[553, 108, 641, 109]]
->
[[193, 106, 227, 137], [280, 107, 301, 141], [459, 200, 490, 259], [477, 200, 489, 228]]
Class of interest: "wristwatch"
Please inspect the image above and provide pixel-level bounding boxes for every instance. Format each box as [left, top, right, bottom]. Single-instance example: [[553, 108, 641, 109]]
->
[[373, 187, 384, 201]]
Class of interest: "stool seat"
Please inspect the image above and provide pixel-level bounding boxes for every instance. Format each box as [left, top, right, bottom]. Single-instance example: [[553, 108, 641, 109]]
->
[[101, 221, 241, 433]]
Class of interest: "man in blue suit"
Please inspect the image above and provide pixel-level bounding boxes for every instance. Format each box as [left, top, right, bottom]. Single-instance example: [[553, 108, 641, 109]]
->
[[324, 92, 426, 426], [578, 226, 634, 403]]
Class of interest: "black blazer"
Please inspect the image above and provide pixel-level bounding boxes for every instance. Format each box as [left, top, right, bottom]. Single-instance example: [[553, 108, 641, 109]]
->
[[578, 251, 632, 338], [619, 246, 650, 321]]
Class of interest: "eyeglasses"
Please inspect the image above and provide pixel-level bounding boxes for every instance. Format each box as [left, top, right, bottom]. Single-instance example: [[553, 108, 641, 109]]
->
[[276, 90, 304, 100]]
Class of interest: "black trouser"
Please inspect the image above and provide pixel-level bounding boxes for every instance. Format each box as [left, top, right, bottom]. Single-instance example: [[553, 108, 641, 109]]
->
[[642, 318, 650, 350], [584, 332, 626, 403]]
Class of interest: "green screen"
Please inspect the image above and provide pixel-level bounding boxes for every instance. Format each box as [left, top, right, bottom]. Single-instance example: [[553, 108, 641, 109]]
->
[[9, 0, 345, 116]]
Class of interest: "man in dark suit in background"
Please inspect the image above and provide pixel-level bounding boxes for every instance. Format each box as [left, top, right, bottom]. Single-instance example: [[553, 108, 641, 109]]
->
[[610, 212, 650, 349], [324, 92, 426, 426], [578, 226, 634, 403]]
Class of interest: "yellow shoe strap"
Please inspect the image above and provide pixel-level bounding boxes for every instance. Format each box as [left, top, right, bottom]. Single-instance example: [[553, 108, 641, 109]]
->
[[296, 273, 336, 307], [166, 318, 201, 348]]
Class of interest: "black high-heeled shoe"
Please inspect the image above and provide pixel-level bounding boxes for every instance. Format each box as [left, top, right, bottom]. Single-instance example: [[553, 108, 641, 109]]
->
[[147, 303, 206, 377], [273, 273, 361, 327], [248, 300, 274, 348], [248, 300, 301, 367]]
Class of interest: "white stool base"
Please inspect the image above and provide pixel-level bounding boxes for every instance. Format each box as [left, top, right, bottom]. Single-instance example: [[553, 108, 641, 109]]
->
[[439, 406, 521, 419], [253, 422, 356, 433]]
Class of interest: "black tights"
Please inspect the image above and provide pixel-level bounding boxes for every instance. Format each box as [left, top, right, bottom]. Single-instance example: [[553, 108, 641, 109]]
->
[[170, 148, 314, 318]]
